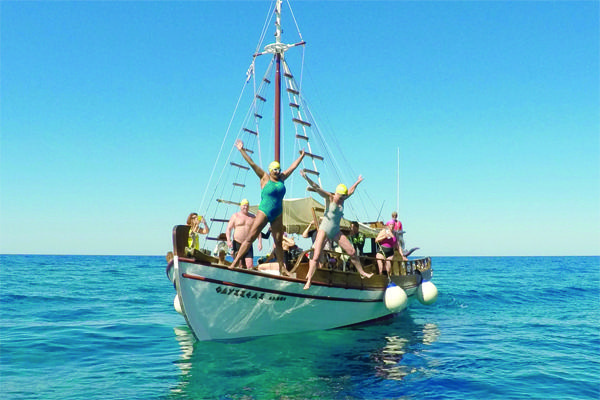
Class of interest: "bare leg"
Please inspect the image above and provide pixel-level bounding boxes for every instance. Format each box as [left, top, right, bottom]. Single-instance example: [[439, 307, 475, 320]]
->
[[304, 229, 327, 289], [385, 256, 392, 275], [230, 212, 268, 269], [269, 215, 289, 276], [244, 256, 253, 269], [376, 253, 385, 274], [337, 234, 372, 279]]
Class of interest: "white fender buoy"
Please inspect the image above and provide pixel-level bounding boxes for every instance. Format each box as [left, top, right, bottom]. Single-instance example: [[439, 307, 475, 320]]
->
[[173, 294, 183, 315], [384, 282, 408, 312], [417, 280, 438, 305]]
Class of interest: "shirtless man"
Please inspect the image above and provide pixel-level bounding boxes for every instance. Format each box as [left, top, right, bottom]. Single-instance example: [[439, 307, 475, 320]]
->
[[226, 199, 262, 269]]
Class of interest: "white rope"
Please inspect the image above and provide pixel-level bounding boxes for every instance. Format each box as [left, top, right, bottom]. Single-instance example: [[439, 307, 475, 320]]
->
[[284, 0, 304, 43], [198, 78, 251, 214], [197, 0, 383, 247], [255, 1, 277, 55]]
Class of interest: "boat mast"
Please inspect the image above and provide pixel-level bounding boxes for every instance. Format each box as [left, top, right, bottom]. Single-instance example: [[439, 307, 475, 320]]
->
[[255, 0, 305, 163], [274, 1, 283, 162]]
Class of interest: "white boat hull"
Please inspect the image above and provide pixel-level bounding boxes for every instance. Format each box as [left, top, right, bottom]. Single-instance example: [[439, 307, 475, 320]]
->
[[173, 256, 417, 341]]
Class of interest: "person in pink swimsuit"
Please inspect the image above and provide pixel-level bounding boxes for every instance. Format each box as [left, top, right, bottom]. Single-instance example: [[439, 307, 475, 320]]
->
[[375, 222, 407, 275]]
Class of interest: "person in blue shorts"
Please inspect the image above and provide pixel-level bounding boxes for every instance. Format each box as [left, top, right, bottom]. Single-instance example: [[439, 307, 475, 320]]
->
[[229, 139, 305, 274]]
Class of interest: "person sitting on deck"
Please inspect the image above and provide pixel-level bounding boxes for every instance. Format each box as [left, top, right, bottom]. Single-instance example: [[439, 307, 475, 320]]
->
[[212, 233, 229, 264], [261, 231, 299, 269]]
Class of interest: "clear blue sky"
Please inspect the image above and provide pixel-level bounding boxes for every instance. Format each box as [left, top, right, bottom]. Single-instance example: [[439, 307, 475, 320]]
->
[[1, 1, 598, 256]]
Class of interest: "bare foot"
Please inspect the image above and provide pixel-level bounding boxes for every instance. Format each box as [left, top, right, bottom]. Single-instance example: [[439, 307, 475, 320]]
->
[[360, 272, 374, 279], [303, 281, 311, 290]]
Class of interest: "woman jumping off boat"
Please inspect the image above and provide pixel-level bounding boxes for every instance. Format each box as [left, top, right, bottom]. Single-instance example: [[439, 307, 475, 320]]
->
[[229, 139, 305, 274], [300, 171, 374, 289]]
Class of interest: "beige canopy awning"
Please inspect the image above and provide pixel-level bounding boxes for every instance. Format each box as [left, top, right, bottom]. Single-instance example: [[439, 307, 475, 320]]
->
[[248, 197, 381, 238]]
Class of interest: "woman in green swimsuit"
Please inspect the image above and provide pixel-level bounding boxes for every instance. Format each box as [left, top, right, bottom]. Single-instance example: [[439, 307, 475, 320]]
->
[[229, 139, 305, 274]]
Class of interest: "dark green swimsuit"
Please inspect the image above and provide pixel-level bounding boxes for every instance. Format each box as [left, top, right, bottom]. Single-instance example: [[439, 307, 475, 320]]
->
[[259, 180, 286, 222]]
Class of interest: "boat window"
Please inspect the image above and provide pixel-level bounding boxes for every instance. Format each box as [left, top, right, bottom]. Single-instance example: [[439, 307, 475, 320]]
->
[[363, 238, 375, 255]]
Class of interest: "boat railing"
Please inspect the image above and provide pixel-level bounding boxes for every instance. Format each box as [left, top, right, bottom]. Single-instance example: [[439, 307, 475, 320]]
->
[[287, 247, 431, 277], [174, 224, 431, 278]]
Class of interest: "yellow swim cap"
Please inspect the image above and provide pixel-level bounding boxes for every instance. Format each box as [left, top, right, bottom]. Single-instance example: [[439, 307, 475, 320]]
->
[[268, 161, 281, 172], [336, 184, 348, 195], [240, 199, 249, 206]]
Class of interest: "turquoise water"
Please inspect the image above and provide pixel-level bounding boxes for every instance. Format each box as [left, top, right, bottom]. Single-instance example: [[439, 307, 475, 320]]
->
[[1, 255, 598, 400]]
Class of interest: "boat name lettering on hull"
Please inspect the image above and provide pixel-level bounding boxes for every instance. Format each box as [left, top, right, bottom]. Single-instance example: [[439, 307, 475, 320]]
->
[[215, 286, 286, 302]]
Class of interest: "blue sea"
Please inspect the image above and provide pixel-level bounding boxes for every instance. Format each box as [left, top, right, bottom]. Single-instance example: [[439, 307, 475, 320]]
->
[[1, 255, 598, 400]]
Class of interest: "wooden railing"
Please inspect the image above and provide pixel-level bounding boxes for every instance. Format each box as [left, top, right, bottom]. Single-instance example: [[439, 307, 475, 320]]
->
[[289, 248, 431, 276]]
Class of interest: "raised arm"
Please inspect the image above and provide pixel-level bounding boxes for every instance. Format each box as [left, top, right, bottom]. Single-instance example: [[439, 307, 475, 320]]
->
[[347, 175, 363, 197], [300, 170, 331, 199], [235, 139, 266, 179], [198, 216, 209, 234], [375, 228, 388, 244], [281, 150, 306, 180]]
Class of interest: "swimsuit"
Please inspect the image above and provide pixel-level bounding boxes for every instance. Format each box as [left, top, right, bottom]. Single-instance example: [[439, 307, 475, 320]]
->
[[233, 240, 254, 259], [319, 201, 344, 240], [380, 246, 394, 258], [259, 180, 286, 223], [188, 231, 199, 250], [379, 235, 396, 258]]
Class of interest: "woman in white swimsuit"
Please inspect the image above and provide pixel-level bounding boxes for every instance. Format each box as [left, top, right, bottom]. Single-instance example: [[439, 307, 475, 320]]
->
[[300, 171, 373, 289]]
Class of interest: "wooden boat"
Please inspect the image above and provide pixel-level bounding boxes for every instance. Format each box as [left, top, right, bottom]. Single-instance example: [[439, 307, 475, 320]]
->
[[166, 0, 437, 341]]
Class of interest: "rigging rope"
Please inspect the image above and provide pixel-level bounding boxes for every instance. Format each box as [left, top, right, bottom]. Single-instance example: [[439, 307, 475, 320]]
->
[[195, 0, 386, 249]]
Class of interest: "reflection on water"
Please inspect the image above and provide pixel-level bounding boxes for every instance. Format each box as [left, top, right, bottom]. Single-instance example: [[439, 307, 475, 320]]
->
[[370, 321, 441, 381], [168, 313, 440, 399], [171, 326, 194, 394], [371, 335, 412, 380]]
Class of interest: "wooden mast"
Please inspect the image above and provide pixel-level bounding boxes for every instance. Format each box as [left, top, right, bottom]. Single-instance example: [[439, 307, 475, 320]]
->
[[274, 1, 282, 162], [255, 0, 305, 163]]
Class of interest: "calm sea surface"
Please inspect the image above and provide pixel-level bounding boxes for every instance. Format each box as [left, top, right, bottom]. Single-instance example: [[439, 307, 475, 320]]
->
[[1, 255, 598, 400]]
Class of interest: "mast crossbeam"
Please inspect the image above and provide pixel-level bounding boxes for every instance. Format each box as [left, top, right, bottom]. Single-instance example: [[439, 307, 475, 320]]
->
[[216, 199, 243, 206], [210, 217, 231, 223], [292, 118, 311, 127], [302, 168, 320, 176], [230, 162, 250, 170], [304, 152, 324, 161]]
